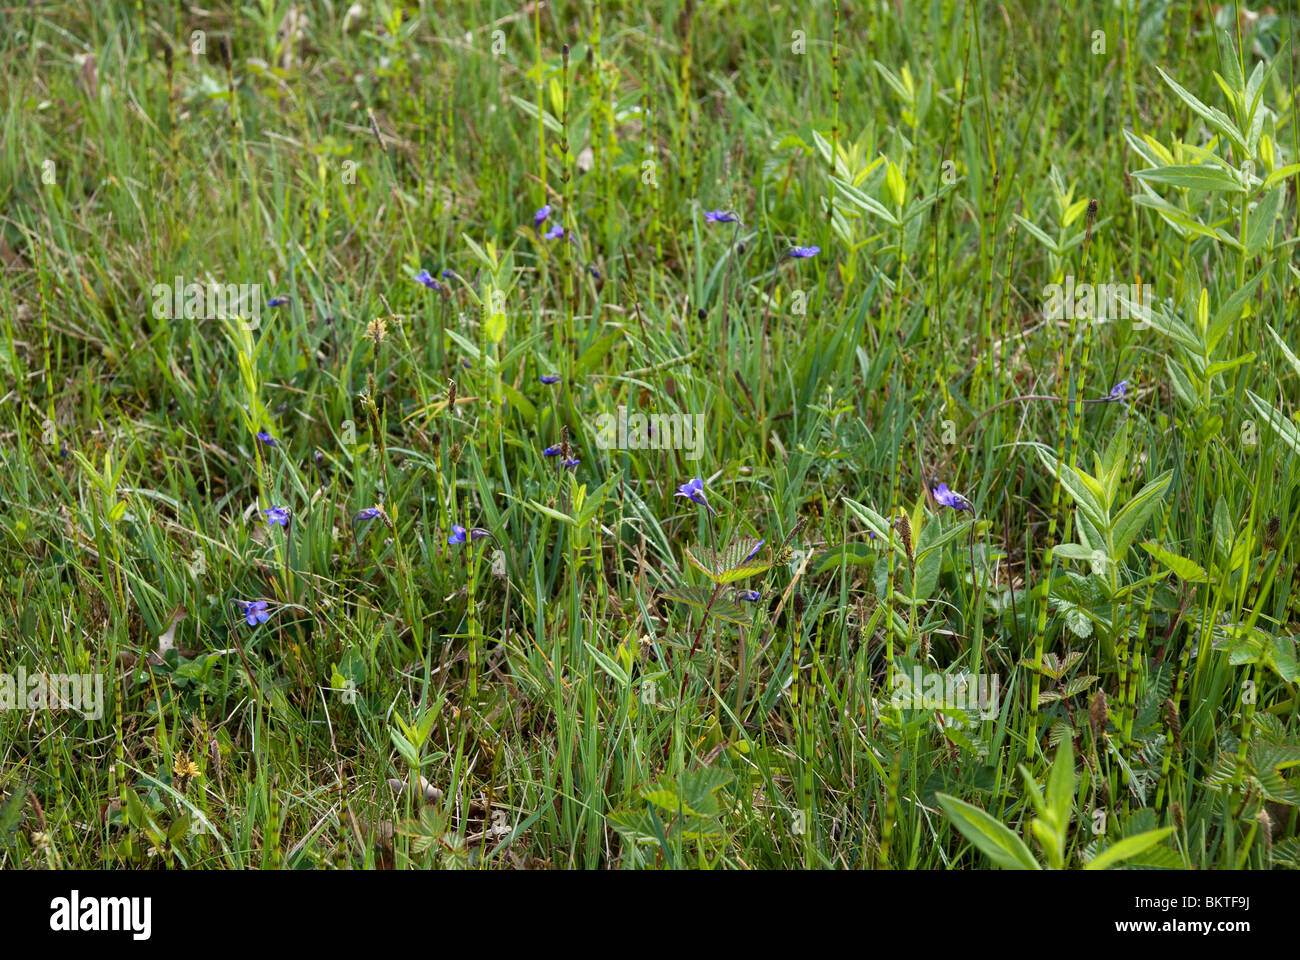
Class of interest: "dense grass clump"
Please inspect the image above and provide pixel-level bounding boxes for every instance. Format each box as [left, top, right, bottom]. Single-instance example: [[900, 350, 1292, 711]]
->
[[0, 1, 1298, 870]]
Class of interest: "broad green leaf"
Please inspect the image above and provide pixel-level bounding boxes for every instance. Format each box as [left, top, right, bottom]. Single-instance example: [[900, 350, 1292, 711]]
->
[[1046, 739, 1075, 827], [526, 499, 575, 525], [1266, 325, 1300, 379], [1012, 214, 1061, 254], [1245, 187, 1282, 256], [936, 793, 1041, 870], [1085, 828, 1176, 870], [1038, 450, 1109, 533], [1246, 391, 1300, 455], [1133, 164, 1245, 193], [584, 642, 629, 686], [500, 382, 537, 425], [575, 328, 624, 377], [915, 518, 974, 563], [1261, 163, 1300, 192], [1208, 267, 1268, 353], [1111, 470, 1173, 560], [1155, 66, 1247, 153], [1139, 542, 1208, 582]]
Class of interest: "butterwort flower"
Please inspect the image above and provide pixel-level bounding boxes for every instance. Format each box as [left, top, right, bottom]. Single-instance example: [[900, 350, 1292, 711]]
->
[[540, 374, 561, 384], [533, 204, 552, 227], [542, 444, 562, 457], [563, 457, 580, 468], [414, 269, 442, 291], [785, 245, 821, 259], [544, 224, 565, 240], [263, 505, 290, 526], [256, 428, 277, 447], [355, 507, 382, 521], [449, 525, 492, 545], [239, 600, 270, 626], [268, 295, 290, 307], [705, 210, 740, 223], [1107, 380, 1128, 402], [741, 540, 765, 563], [737, 590, 761, 602], [675, 477, 718, 516], [932, 483, 972, 512], [441, 268, 457, 280]]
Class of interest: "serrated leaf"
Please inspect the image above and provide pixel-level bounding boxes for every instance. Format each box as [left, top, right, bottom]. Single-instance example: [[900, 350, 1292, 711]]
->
[[1064, 606, 1093, 639], [659, 586, 752, 626]]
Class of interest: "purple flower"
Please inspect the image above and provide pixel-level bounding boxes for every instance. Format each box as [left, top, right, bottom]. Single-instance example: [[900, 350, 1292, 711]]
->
[[239, 600, 270, 626], [544, 224, 565, 240], [785, 245, 821, 260], [449, 525, 492, 545], [1107, 380, 1128, 402], [533, 204, 552, 226], [737, 590, 761, 602], [268, 295, 290, 307], [675, 477, 718, 516], [263, 505, 291, 527], [705, 210, 740, 223], [563, 457, 580, 468], [741, 540, 765, 563], [542, 444, 562, 457], [540, 374, 561, 384], [355, 507, 382, 521], [256, 429, 276, 447], [932, 483, 972, 512], [441, 269, 457, 280], [415, 269, 442, 291]]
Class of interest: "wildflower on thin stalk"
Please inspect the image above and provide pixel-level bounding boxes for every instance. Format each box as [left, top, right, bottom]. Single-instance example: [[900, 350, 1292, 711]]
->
[[675, 477, 717, 516], [932, 483, 973, 512], [533, 205, 552, 227], [784, 245, 820, 260], [540, 374, 561, 384], [544, 224, 565, 240], [705, 210, 741, 224], [238, 600, 270, 626], [448, 525, 493, 546], [414, 269, 442, 291], [267, 295, 290, 307], [263, 505, 291, 527], [256, 428, 276, 447]]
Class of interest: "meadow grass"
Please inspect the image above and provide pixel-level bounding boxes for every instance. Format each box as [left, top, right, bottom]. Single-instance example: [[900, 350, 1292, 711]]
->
[[0, 0, 1298, 870]]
